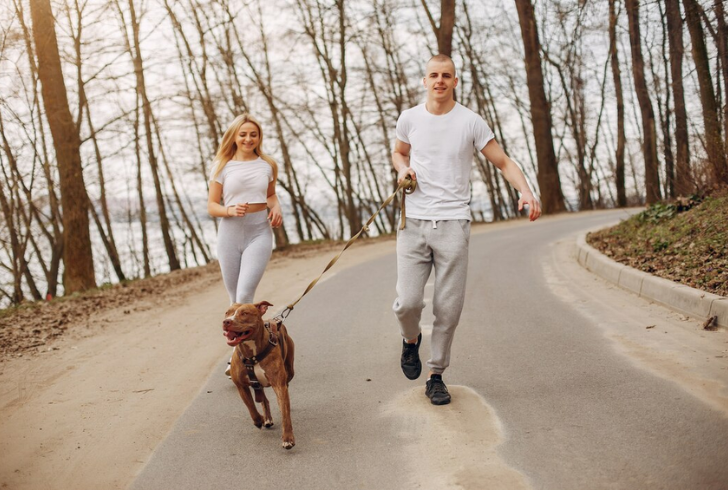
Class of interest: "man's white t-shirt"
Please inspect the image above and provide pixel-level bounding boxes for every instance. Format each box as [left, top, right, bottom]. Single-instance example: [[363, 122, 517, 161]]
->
[[396, 102, 494, 220]]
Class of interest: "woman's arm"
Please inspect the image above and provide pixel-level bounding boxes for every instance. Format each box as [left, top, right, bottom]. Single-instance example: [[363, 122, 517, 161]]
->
[[208, 181, 248, 218], [266, 180, 283, 227]]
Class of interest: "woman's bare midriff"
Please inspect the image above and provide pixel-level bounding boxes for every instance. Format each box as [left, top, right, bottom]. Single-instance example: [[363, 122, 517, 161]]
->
[[246, 203, 267, 213]]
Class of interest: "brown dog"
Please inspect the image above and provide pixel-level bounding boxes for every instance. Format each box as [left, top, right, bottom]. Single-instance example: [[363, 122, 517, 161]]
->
[[222, 301, 295, 449]]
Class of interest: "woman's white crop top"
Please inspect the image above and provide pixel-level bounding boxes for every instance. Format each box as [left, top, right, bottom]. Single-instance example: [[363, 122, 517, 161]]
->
[[213, 158, 273, 206]]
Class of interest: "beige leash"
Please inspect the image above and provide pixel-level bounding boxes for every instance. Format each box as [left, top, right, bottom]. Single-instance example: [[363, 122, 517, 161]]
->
[[276, 176, 417, 320]]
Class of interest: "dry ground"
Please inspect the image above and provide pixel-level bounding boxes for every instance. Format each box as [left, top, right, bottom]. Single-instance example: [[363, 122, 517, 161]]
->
[[587, 190, 728, 297], [0, 236, 396, 490]]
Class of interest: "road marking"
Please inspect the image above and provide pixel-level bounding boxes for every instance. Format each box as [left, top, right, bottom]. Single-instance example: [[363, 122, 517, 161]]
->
[[381, 386, 530, 489]]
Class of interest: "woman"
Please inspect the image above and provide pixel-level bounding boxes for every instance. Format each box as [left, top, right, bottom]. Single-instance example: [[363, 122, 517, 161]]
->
[[208, 115, 282, 375]]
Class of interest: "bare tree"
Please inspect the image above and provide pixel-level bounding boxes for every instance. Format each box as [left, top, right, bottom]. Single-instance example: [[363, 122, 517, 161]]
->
[[625, 0, 661, 203], [713, 0, 728, 154], [652, 2, 675, 199], [515, 0, 566, 214], [609, 0, 628, 206], [420, 0, 456, 55], [29, 0, 96, 293], [61, 0, 127, 282], [683, 0, 728, 185], [114, 0, 180, 271], [665, 0, 692, 195], [295, 0, 362, 238]]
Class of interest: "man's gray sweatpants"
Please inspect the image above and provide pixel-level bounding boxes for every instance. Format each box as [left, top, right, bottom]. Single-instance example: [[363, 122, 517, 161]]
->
[[393, 218, 470, 374]]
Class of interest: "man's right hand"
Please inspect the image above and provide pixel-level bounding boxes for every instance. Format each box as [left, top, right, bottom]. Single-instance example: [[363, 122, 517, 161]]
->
[[397, 167, 416, 185]]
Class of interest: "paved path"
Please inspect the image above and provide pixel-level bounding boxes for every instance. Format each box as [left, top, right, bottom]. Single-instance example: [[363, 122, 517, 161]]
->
[[131, 210, 728, 489]]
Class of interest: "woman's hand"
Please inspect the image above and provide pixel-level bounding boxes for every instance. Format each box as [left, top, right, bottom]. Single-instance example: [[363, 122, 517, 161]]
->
[[227, 203, 249, 217], [268, 205, 283, 228]]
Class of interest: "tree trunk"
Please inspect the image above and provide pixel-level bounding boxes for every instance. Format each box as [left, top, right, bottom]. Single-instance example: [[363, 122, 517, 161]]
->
[[121, 0, 180, 270], [665, 0, 692, 195], [335, 0, 361, 236], [69, 8, 126, 282], [653, 4, 674, 199], [625, 0, 661, 203], [514, 0, 566, 214], [420, 0, 456, 55], [683, 0, 728, 185], [134, 92, 151, 277], [609, 0, 628, 206], [12, 0, 64, 296], [714, 0, 728, 155], [29, 0, 96, 293], [438, 0, 455, 55]]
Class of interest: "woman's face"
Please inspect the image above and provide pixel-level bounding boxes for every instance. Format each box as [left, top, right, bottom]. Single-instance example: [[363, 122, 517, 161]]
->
[[234, 121, 260, 158]]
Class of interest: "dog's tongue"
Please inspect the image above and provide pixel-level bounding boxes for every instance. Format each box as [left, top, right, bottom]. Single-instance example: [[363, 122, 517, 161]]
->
[[225, 330, 239, 341]]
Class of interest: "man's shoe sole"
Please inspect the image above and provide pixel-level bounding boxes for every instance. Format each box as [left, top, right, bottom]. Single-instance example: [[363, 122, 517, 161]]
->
[[429, 396, 451, 405]]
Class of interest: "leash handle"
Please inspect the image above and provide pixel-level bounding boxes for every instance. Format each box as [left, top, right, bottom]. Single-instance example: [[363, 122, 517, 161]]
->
[[284, 176, 416, 314]]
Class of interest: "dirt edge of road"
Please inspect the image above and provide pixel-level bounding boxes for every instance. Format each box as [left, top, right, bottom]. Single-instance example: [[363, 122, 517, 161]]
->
[[0, 236, 403, 490]]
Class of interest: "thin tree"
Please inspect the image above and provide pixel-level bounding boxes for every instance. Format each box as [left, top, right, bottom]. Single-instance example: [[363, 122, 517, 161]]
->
[[712, 0, 728, 154], [114, 0, 180, 270], [609, 0, 628, 206], [11, 0, 65, 297], [514, 0, 566, 214], [625, 0, 661, 203], [683, 0, 728, 185], [665, 0, 692, 195], [62, 0, 126, 281], [652, 2, 675, 199], [295, 0, 361, 237]]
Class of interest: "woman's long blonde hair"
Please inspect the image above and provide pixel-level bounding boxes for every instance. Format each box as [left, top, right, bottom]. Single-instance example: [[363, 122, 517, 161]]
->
[[210, 114, 278, 182]]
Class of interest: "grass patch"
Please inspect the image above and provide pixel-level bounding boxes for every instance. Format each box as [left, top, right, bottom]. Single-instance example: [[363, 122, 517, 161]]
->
[[587, 190, 728, 297]]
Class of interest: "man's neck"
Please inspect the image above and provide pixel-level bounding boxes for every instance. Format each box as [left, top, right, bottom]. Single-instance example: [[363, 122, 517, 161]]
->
[[425, 98, 456, 115]]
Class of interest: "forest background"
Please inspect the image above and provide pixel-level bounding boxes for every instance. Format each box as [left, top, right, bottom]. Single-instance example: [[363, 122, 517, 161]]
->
[[0, 0, 726, 308]]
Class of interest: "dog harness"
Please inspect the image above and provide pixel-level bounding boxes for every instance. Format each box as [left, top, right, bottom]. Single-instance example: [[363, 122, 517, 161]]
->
[[235, 321, 280, 400]]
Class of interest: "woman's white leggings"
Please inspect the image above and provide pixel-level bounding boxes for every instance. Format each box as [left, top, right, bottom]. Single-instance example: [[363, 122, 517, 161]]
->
[[216, 210, 272, 304]]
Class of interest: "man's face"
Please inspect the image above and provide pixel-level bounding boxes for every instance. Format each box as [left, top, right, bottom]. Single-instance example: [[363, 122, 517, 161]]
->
[[423, 60, 458, 102]]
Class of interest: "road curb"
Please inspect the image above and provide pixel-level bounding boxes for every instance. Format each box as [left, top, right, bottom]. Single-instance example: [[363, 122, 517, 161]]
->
[[576, 233, 727, 330]]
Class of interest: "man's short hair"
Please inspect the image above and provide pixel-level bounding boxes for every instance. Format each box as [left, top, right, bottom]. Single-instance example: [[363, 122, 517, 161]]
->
[[426, 54, 456, 76]]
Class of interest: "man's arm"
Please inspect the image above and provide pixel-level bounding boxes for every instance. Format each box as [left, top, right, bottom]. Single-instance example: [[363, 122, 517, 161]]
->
[[481, 139, 542, 221], [393, 139, 415, 184]]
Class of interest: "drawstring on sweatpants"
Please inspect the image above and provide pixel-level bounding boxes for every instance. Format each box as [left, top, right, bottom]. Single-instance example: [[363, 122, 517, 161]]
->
[[432, 220, 438, 229]]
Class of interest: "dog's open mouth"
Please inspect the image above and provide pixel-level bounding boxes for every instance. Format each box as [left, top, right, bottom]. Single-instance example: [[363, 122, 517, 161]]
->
[[224, 327, 255, 346]]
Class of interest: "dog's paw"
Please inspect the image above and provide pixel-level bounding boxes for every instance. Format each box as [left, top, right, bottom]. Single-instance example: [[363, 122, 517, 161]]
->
[[282, 440, 295, 450], [253, 418, 264, 429], [264, 419, 274, 428]]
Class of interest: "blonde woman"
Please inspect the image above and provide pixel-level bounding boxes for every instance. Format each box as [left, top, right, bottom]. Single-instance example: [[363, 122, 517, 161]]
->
[[208, 115, 282, 375]]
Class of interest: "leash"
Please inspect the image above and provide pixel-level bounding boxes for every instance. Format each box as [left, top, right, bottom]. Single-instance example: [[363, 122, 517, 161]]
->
[[274, 176, 416, 322]]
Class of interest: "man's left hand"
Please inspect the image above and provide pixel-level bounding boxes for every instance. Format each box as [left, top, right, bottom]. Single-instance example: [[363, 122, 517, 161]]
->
[[519, 193, 542, 221]]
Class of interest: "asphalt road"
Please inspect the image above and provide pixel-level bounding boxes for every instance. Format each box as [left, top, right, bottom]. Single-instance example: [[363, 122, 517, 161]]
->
[[131, 210, 728, 490]]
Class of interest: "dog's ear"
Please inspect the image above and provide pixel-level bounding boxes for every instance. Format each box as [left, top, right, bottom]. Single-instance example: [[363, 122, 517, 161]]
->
[[255, 301, 273, 315]]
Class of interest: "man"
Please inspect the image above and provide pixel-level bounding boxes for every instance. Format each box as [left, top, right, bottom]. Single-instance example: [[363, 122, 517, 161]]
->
[[392, 54, 541, 405]]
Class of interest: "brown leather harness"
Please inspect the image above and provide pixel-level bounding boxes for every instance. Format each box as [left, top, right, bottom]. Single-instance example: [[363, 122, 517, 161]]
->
[[235, 320, 280, 402]]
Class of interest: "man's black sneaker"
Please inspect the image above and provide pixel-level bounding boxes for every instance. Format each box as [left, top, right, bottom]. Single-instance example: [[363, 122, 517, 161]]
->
[[400, 333, 422, 380], [425, 375, 451, 405]]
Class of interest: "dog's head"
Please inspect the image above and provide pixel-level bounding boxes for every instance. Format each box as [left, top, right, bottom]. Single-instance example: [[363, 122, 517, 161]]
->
[[222, 301, 272, 346]]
